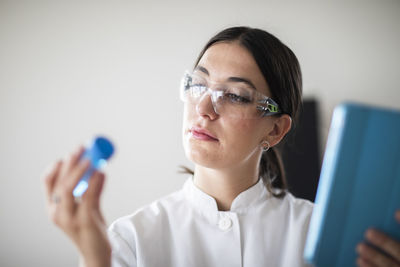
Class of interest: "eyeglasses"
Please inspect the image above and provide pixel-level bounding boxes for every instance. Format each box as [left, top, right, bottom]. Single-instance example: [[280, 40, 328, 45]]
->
[[180, 71, 281, 119]]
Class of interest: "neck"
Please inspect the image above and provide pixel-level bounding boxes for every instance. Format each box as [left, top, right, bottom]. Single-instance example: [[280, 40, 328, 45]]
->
[[193, 162, 260, 211]]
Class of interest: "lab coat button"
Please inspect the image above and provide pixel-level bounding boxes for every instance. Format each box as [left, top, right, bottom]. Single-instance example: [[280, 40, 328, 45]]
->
[[218, 217, 232, 231]]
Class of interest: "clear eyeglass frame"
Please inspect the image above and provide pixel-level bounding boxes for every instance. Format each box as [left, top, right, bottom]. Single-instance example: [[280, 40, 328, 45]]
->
[[180, 71, 282, 119]]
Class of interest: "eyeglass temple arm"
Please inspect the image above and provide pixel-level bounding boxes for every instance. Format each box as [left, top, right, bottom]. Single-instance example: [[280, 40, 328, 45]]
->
[[257, 98, 281, 116]]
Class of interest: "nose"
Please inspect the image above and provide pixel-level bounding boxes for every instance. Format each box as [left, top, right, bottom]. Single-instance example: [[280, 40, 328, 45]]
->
[[196, 92, 218, 120]]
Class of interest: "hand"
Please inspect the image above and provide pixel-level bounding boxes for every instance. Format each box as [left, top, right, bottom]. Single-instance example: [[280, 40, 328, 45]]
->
[[356, 210, 400, 267], [43, 146, 111, 267]]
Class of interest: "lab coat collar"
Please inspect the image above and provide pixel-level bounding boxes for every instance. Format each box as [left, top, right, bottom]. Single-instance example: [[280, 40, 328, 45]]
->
[[183, 176, 270, 224]]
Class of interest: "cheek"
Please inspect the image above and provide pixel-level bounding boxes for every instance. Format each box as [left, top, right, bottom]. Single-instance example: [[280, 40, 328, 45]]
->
[[223, 117, 274, 158], [182, 105, 195, 148], [182, 104, 194, 132], [222, 118, 260, 140], [216, 118, 253, 153]]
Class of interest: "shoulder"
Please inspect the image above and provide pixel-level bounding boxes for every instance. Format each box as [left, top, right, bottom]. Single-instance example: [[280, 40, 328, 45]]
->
[[267, 191, 314, 222], [107, 189, 188, 265], [108, 188, 186, 237], [284, 192, 314, 212]]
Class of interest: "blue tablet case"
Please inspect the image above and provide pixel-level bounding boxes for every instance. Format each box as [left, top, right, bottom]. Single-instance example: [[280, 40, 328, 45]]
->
[[303, 103, 400, 266]]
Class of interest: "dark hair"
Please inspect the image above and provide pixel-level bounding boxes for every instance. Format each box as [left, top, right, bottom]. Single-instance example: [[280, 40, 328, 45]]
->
[[182, 26, 302, 198]]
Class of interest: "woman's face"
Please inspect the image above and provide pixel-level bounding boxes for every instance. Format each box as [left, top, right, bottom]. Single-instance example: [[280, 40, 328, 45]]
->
[[182, 42, 278, 170]]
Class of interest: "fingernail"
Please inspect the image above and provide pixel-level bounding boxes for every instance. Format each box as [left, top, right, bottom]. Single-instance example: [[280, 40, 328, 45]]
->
[[81, 159, 91, 167], [365, 229, 375, 240], [356, 243, 363, 253], [396, 210, 400, 222], [76, 145, 85, 154]]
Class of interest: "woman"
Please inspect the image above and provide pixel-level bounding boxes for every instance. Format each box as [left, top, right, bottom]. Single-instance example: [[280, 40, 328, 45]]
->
[[43, 26, 400, 267]]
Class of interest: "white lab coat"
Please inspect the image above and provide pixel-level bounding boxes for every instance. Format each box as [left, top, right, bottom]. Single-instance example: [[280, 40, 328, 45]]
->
[[108, 177, 313, 267]]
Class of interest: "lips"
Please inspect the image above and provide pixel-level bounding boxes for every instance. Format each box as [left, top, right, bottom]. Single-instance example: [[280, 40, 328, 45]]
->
[[190, 126, 218, 141]]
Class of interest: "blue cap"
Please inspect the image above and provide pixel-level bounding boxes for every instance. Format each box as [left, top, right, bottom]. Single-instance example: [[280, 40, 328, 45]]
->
[[92, 136, 114, 160], [81, 136, 115, 169], [73, 136, 115, 197]]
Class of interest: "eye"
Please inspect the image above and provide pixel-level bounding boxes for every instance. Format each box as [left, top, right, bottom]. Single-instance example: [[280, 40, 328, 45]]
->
[[191, 75, 207, 87], [224, 93, 251, 104], [189, 77, 207, 91], [192, 82, 207, 88], [190, 85, 207, 98], [222, 87, 253, 104], [183, 73, 208, 96]]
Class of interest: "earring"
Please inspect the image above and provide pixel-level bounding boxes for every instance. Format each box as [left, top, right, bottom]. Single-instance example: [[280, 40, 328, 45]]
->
[[261, 140, 270, 152]]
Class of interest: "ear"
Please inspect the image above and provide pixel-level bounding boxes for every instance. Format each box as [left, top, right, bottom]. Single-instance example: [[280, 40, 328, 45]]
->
[[265, 114, 292, 147]]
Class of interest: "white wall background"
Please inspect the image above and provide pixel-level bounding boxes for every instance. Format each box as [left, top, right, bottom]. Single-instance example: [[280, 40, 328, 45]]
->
[[1, 0, 399, 266]]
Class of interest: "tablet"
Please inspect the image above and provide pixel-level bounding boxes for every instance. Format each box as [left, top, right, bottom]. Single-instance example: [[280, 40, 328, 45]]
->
[[303, 103, 400, 266]]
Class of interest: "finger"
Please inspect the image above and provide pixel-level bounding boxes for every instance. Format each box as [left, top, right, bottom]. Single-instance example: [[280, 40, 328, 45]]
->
[[42, 160, 62, 203], [82, 171, 106, 210], [58, 159, 91, 215], [356, 256, 377, 267], [366, 229, 400, 262], [396, 210, 400, 223], [64, 159, 91, 192], [357, 242, 399, 267], [59, 146, 85, 181], [91, 172, 107, 225]]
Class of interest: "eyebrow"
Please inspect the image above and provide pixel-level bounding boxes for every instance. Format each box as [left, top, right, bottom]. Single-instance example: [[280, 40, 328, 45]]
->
[[194, 65, 257, 90]]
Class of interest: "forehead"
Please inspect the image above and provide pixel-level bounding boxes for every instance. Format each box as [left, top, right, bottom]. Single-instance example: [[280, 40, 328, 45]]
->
[[197, 42, 270, 95]]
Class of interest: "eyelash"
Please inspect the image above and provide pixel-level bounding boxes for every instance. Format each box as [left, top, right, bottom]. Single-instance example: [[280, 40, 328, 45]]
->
[[188, 85, 252, 104], [224, 93, 251, 104]]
